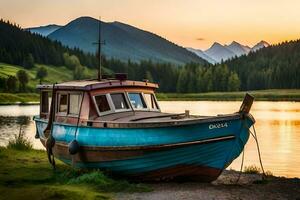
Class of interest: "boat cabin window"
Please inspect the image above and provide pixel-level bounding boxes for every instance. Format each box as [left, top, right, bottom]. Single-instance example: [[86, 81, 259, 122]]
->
[[95, 95, 111, 112], [128, 93, 147, 109], [144, 93, 159, 110], [58, 94, 68, 113], [111, 93, 129, 110], [41, 91, 52, 113], [93, 92, 160, 116], [69, 94, 82, 115]]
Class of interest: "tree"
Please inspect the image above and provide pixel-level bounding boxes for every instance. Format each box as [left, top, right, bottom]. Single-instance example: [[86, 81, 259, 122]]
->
[[63, 52, 87, 79], [0, 77, 7, 92], [17, 70, 29, 92], [203, 68, 213, 92], [213, 64, 230, 91], [73, 64, 86, 80], [145, 71, 153, 82], [176, 68, 188, 93], [195, 67, 206, 92], [22, 53, 35, 69], [227, 72, 240, 91], [36, 66, 48, 82], [63, 53, 81, 69], [6, 76, 17, 92]]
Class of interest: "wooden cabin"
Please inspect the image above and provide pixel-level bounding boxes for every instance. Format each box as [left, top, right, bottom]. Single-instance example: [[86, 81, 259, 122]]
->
[[38, 79, 166, 128]]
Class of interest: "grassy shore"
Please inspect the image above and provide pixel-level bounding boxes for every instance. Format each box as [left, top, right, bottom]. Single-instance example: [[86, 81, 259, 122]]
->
[[2, 148, 300, 200], [0, 93, 40, 105], [1, 135, 299, 200], [0, 147, 150, 200], [1, 90, 300, 105], [157, 89, 300, 101]]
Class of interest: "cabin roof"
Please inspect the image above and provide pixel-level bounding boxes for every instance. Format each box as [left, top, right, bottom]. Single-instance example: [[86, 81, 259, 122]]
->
[[37, 79, 159, 91]]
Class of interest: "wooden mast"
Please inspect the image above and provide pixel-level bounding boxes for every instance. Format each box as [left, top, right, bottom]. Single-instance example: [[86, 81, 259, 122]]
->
[[98, 17, 102, 80], [93, 17, 105, 80]]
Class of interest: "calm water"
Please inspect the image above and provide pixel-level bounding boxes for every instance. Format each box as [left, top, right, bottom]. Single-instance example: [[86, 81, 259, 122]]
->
[[0, 101, 299, 178]]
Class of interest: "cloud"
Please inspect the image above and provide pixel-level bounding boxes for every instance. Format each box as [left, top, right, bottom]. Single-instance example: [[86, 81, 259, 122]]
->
[[196, 38, 205, 41]]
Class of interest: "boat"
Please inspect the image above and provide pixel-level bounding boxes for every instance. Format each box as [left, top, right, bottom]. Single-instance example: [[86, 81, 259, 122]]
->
[[34, 75, 255, 182]]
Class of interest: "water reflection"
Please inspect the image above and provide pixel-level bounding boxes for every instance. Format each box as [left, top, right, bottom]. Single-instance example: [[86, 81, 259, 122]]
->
[[0, 102, 299, 178], [0, 116, 31, 146], [0, 105, 41, 149]]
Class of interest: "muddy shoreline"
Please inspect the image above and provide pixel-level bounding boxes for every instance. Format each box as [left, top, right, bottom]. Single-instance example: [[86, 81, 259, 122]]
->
[[116, 170, 300, 200]]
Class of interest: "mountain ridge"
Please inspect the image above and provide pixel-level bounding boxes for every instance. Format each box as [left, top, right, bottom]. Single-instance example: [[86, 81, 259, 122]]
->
[[47, 16, 206, 65], [187, 40, 270, 64], [26, 24, 61, 36], [187, 48, 216, 64], [26, 17, 270, 65], [204, 42, 235, 63]]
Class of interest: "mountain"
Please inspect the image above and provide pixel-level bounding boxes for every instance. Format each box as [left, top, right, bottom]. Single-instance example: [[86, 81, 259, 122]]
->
[[48, 17, 206, 65], [204, 42, 236, 63], [26, 24, 61, 36], [186, 48, 216, 64], [225, 41, 250, 57], [251, 40, 270, 52], [188, 41, 270, 63]]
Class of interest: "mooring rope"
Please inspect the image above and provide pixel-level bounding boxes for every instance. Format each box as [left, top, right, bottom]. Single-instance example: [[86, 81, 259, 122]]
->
[[236, 118, 265, 183], [235, 149, 245, 184], [71, 92, 85, 168], [45, 84, 56, 170], [249, 125, 266, 178], [74, 92, 85, 139]]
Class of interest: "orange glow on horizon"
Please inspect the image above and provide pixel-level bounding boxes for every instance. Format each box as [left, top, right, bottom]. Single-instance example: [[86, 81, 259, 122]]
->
[[1, 0, 300, 49]]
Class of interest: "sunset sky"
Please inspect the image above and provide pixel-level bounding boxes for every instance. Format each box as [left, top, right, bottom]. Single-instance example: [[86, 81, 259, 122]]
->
[[1, 0, 300, 49]]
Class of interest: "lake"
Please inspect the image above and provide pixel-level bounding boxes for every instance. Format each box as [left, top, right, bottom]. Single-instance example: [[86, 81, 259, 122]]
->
[[0, 101, 299, 178]]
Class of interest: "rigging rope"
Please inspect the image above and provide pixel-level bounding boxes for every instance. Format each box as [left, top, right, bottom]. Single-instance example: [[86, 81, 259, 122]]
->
[[236, 118, 265, 183], [249, 125, 266, 178]]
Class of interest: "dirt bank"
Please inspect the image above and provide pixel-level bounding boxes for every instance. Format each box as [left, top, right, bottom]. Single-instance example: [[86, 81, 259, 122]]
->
[[116, 170, 300, 200]]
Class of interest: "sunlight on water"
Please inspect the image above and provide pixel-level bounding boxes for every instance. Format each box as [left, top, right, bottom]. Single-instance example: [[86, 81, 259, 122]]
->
[[0, 101, 299, 178]]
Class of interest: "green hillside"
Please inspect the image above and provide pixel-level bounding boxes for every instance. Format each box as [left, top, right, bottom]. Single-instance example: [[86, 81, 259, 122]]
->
[[0, 62, 99, 104], [0, 62, 97, 90]]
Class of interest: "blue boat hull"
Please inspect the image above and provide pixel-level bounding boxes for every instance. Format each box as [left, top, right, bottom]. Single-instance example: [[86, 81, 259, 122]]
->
[[35, 114, 253, 182]]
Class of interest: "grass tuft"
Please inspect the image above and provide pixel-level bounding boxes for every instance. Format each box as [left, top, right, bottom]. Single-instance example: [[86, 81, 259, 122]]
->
[[7, 125, 33, 150], [265, 170, 273, 177], [244, 165, 261, 174], [67, 170, 109, 185], [65, 170, 151, 192]]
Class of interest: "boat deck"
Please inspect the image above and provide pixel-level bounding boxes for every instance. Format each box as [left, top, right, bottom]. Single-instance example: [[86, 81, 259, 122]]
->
[[82, 111, 242, 128], [95, 111, 211, 123]]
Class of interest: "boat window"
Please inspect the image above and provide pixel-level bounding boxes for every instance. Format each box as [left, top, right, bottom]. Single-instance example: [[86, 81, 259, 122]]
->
[[128, 93, 147, 109], [144, 93, 159, 109], [58, 94, 68, 113], [41, 91, 51, 113], [95, 95, 111, 112], [69, 94, 82, 115], [111, 93, 129, 110]]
